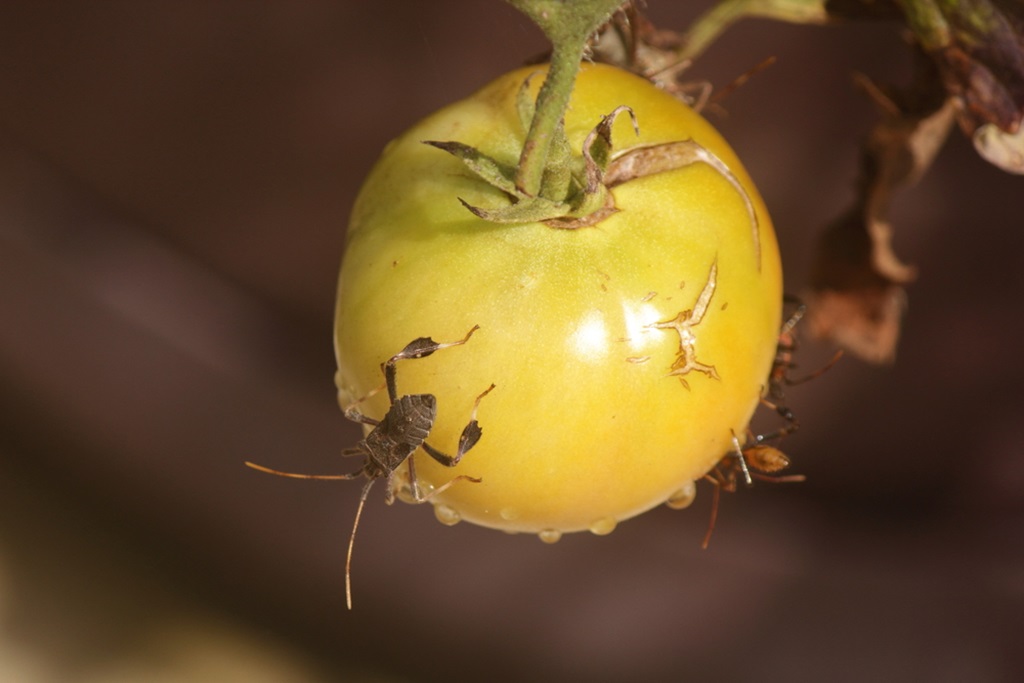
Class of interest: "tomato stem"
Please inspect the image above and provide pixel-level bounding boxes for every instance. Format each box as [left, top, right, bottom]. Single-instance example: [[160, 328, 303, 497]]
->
[[505, 0, 627, 197]]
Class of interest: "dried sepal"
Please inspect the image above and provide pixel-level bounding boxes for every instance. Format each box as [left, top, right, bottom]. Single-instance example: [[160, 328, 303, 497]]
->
[[422, 140, 519, 196], [426, 100, 635, 227], [581, 105, 639, 193], [425, 137, 576, 225], [606, 139, 761, 268], [458, 195, 573, 225], [590, 4, 709, 107], [542, 194, 619, 229]]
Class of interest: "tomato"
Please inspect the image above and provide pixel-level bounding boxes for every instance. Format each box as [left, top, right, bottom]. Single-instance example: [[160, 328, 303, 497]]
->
[[334, 62, 782, 539]]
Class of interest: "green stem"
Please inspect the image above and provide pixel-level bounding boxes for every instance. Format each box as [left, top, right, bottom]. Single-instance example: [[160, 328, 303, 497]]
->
[[677, 0, 830, 62], [515, 39, 584, 196], [506, 0, 626, 197], [896, 0, 1008, 51]]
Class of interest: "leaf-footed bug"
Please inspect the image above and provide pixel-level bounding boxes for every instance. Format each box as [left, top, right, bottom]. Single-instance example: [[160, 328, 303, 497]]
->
[[246, 325, 494, 609], [755, 298, 843, 444], [699, 301, 841, 548], [700, 433, 807, 549]]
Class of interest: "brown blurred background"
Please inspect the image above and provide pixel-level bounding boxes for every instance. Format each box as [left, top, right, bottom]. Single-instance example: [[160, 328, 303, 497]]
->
[[1, 2, 1022, 681]]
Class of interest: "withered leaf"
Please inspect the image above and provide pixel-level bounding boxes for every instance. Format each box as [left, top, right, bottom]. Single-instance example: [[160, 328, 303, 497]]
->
[[805, 70, 957, 363]]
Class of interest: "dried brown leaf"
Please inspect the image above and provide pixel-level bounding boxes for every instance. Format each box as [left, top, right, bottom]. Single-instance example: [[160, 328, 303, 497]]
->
[[805, 67, 956, 363]]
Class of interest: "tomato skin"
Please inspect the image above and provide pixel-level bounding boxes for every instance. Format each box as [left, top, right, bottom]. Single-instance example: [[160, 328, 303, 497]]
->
[[334, 63, 782, 535]]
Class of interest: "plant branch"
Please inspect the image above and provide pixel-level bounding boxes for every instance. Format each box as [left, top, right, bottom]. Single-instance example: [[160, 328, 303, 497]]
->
[[677, 0, 830, 62]]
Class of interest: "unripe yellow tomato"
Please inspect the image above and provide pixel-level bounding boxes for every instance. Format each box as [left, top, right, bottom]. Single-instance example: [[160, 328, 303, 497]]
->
[[334, 63, 782, 539]]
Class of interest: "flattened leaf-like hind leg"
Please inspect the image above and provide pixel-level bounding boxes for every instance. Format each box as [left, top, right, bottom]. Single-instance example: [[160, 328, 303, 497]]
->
[[413, 383, 496, 500], [381, 325, 481, 402], [420, 383, 496, 467]]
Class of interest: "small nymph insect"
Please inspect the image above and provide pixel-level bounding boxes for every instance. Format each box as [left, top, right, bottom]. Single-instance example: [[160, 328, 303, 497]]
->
[[699, 300, 841, 548], [701, 433, 806, 549], [246, 325, 494, 609]]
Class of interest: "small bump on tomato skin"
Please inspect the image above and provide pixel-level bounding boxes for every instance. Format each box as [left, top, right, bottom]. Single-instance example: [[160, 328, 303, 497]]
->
[[335, 62, 783, 537]]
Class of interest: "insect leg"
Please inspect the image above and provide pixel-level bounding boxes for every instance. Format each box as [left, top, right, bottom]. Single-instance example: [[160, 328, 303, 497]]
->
[[753, 396, 800, 444], [757, 349, 842, 444], [420, 383, 495, 467], [404, 453, 420, 502], [340, 446, 367, 458], [701, 476, 723, 550], [751, 471, 807, 485], [382, 325, 480, 402], [779, 297, 808, 338], [342, 384, 385, 426], [418, 474, 482, 501], [396, 456, 482, 504], [786, 349, 844, 387]]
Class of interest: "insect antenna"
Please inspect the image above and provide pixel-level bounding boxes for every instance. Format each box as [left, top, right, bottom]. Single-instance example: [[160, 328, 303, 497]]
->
[[346, 478, 376, 610], [786, 349, 844, 387], [730, 432, 752, 486], [244, 461, 368, 608], [243, 461, 362, 481]]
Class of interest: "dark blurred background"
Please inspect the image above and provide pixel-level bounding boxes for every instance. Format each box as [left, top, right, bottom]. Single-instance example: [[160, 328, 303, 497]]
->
[[1, 2, 1022, 681]]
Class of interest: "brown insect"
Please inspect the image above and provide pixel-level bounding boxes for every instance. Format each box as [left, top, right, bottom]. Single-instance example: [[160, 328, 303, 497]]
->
[[701, 434, 806, 549], [755, 299, 844, 444], [246, 326, 494, 609], [700, 301, 841, 548]]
